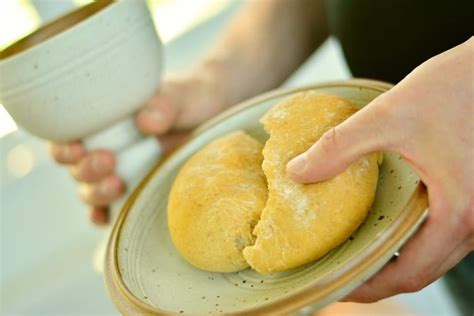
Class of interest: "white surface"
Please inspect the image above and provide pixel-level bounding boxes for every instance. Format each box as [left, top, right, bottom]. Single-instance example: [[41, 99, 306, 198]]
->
[[0, 1, 459, 316], [0, 0, 163, 141]]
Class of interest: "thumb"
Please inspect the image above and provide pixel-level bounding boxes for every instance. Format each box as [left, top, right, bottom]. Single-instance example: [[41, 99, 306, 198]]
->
[[136, 82, 181, 135], [286, 96, 396, 183]]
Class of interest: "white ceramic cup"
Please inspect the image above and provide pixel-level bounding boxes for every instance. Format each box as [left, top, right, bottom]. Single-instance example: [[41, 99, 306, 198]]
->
[[0, 0, 163, 185]]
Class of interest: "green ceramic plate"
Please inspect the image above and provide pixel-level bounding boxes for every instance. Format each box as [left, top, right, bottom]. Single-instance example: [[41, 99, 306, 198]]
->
[[104, 80, 428, 315]]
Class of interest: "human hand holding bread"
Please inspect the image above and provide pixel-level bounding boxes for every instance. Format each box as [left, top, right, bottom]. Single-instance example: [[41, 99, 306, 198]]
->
[[46, 0, 473, 302], [170, 38, 473, 302], [168, 93, 381, 274], [287, 38, 474, 302]]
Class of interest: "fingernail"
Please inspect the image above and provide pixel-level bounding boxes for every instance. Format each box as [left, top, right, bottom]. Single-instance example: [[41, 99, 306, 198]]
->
[[91, 153, 112, 173], [61, 145, 71, 161], [139, 107, 164, 124], [287, 154, 308, 175], [99, 177, 122, 197], [91, 156, 103, 173], [90, 207, 109, 225], [70, 143, 85, 158]]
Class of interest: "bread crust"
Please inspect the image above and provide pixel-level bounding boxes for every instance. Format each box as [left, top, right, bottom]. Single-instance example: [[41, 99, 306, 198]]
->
[[168, 131, 267, 272], [243, 92, 381, 273]]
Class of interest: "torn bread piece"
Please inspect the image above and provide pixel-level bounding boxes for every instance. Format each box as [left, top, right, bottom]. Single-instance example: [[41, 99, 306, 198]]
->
[[243, 92, 382, 273], [168, 131, 267, 272]]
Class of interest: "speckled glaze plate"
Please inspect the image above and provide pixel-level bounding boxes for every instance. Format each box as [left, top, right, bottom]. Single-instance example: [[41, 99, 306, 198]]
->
[[104, 80, 428, 315]]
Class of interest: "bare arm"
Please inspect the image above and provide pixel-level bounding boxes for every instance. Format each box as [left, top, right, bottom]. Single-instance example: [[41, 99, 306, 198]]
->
[[202, 0, 329, 106], [50, 0, 329, 222]]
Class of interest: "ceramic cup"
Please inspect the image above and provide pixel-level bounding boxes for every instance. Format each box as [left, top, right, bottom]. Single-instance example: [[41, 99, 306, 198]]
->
[[0, 0, 163, 183], [104, 80, 428, 315]]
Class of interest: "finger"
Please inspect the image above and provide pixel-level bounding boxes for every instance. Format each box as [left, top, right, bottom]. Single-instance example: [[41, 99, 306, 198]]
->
[[89, 206, 109, 226], [78, 175, 124, 206], [157, 131, 190, 153], [346, 242, 470, 303], [343, 203, 468, 303], [286, 94, 400, 183], [136, 92, 179, 135], [70, 150, 115, 182], [435, 239, 474, 278], [49, 141, 86, 164]]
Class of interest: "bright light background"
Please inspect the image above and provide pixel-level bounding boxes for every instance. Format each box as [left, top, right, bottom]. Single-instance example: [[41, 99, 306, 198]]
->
[[0, 0, 39, 137], [0, 0, 231, 138]]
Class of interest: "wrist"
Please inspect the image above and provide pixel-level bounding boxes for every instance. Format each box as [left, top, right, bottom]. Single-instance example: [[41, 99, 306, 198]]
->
[[193, 57, 239, 109]]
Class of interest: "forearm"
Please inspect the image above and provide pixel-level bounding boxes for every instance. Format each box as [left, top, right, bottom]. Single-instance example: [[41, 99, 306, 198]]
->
[[198, 0, 329, 107]]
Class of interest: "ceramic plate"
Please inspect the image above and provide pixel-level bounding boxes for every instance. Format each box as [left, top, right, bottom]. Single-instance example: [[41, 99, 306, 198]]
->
[[104, 80, 428, 315]]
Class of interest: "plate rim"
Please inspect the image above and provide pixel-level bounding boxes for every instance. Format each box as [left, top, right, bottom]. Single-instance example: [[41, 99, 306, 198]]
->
[[103, 79, 428, 315]]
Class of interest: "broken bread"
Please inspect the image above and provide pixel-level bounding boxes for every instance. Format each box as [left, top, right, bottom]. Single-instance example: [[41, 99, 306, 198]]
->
[[168, 92, 382, 274], [242, 92, 382, 273], [168, 131, 267, 272]]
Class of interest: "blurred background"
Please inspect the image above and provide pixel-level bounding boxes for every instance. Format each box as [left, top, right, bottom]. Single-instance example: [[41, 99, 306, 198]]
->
[[0, 0, 460, 315]]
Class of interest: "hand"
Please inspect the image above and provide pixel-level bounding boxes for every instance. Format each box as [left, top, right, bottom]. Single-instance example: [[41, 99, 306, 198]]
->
[[287, 37, 474, 302], [50, 70, 229, 225], [49, 0, 329, 226]]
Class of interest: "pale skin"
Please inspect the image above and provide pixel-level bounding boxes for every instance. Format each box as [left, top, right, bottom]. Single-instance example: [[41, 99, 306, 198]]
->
[[49, 0, 473, 303], [50, 0, 327, 224], [287, 37, 474, 302]]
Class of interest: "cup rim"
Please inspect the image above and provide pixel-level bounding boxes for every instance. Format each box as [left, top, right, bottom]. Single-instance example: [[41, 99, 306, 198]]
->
[[0, 0, 115, 60], [103, 79, 428, 315]]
